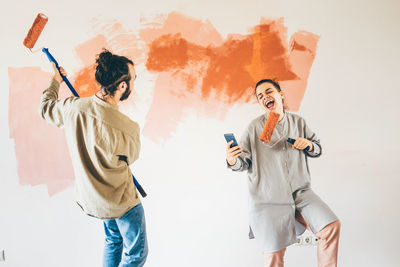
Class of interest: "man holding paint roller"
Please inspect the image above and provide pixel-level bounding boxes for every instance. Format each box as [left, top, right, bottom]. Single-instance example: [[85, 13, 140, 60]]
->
[[38, 50, 148, 267], [226, 79, 340, 267]]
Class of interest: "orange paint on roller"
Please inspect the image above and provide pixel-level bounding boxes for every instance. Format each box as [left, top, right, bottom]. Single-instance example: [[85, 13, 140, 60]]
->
[[23, 13, 48, 49], [260, 112, 280, 143]]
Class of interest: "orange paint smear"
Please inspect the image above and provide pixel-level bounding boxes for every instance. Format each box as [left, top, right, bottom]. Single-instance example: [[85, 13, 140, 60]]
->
[[145, 18, 316, 103], [73, 64, 99, 97], [142, 14, 319, 142], [8, 12, 319, 194], [146, 34, 190, 71], [69, 13, 315, 143], [281, 31, 319, 110]]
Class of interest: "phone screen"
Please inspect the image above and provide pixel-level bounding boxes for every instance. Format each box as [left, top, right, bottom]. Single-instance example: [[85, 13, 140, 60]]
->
[[224, 133, 239, 148]]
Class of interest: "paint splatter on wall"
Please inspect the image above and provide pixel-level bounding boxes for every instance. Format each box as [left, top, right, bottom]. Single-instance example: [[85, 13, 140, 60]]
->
[[8, 12, 319, 195]]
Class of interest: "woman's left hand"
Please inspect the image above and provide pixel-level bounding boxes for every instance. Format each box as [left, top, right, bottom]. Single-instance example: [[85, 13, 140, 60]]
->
[[292, 137, 313, 151]]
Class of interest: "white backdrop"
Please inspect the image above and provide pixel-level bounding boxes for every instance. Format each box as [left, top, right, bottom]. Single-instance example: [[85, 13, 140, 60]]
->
[[1, 0, 400, 266]]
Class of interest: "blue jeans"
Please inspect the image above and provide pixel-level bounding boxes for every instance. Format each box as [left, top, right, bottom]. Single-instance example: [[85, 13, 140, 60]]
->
[[103, 203, 148, 267]]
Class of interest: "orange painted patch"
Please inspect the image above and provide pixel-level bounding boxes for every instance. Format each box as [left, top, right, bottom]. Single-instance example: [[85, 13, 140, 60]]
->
[[8, 12, 319, 194], [73, 64, 99, 97], [142, 14, 319, 142], [67, 13, 318, 143], [145, 18, 316, 105], [146, 34, 190, 71]]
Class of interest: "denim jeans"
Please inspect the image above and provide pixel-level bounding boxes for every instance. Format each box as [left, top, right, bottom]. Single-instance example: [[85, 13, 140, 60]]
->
[[103, 203, 148, 267]]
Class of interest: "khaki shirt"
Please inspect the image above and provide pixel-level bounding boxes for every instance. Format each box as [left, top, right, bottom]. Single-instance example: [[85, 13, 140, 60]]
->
[[39, 79, 141, 219]]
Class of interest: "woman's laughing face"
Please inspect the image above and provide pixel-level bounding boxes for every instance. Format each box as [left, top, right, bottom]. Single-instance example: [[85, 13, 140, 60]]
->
[[255, 82, 284, 116]]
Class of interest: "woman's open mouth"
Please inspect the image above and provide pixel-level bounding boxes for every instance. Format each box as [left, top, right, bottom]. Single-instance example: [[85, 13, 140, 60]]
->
[[264, 99, 275, 110]]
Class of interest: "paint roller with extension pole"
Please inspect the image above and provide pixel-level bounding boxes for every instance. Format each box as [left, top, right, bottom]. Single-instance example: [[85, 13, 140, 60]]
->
[[259, 112, 310, 152], [23, 14, 79, 97], [23, 13, 147, 198]]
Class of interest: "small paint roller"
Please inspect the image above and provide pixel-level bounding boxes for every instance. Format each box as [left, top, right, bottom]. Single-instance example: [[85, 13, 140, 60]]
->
[[23, 13, 79, 97], [23, 13, 147, 198], [23, 13, 48, 49], [259, 112, 280, 143]]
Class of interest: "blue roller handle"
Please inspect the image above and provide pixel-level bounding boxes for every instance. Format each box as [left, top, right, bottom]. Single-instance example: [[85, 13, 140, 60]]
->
[[42, 48, 147, 198], [287, 138, 310, 152], [133, 174, 147, 198], [42, 48, 79, 97]]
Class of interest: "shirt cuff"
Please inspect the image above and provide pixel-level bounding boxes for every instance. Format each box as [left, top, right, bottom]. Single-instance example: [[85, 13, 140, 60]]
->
[[306, 142, 321, 157], [49, 78, 60, 90], [227, 158, 242, 171]]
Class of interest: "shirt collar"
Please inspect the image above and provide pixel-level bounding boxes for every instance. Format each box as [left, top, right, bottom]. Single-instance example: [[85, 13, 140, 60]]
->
[[92, 94, 119, 110]]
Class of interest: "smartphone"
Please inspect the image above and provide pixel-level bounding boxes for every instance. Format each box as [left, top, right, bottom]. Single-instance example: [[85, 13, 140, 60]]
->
[[224, 133, 239, 148]]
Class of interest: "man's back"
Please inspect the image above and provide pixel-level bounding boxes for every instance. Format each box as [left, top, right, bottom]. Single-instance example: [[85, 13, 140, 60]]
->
[[39, 79, 141, 219]]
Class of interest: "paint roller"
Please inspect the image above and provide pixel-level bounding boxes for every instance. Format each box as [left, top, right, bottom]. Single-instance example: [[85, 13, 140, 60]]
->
[[23, 13, 147, 198], [259, 112, 280, 143], [23, 13, 48, 50], [23, 13, 79, 97], [259, 112, 310, 152]]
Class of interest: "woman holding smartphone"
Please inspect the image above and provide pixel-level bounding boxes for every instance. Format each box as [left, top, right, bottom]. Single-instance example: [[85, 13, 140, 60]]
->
[[226, 79, 340, 267]]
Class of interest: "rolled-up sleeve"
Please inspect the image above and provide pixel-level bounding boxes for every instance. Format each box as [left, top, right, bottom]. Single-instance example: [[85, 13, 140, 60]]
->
[[115, 122, 141, 166], [303, 120, 322, 158], [127, 125, 141, 165], [227, 129, 252, 172]]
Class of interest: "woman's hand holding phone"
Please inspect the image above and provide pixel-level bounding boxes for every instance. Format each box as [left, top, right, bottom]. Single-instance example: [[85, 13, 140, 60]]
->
[[226, 140, 243, 166]]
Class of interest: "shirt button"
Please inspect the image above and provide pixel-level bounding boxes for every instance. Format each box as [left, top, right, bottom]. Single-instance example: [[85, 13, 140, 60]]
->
[[282, 147, 285, 150]]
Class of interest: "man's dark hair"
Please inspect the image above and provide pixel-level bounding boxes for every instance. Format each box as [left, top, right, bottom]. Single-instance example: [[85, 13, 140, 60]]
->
[[95, 49, 134, 96], [254, 79, 281, 94]]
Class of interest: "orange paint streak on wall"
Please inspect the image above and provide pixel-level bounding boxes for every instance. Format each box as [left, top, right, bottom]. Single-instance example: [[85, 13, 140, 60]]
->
[[282, 31, 319, 110], [146, 34, 190, 71], [73, 64, 99, 97], [68, 13, 315, 143], [145, 18, 315, 105], [142, 15, 319, 142], [8, 13, 319, 193]]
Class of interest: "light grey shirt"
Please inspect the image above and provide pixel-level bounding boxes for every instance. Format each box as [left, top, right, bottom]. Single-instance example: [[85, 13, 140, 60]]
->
[[228, 111, 324, 252]]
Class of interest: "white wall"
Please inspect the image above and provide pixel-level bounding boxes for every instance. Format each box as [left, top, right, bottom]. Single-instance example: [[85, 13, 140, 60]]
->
[[1, 0, 399, 266]]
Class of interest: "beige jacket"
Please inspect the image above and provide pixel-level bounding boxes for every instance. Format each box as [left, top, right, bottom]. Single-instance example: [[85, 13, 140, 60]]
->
[[39, 79, 141, 219]]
